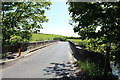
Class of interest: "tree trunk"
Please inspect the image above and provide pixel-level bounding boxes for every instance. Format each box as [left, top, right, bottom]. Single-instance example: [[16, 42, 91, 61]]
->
[[104, 44, 111, 77]]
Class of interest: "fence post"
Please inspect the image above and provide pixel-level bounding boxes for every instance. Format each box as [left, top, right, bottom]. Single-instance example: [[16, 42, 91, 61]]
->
[[17, 43, 21, 57]]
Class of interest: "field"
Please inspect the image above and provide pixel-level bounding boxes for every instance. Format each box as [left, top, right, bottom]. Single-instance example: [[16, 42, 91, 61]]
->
[[67, 39, 90, 45], [30, 33, 65, 42], [67, 39, 107, 53]]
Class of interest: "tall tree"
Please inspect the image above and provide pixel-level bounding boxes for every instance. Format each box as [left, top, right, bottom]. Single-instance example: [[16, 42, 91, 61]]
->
[[67, 1, 120, 75], [2, 2, 51, 45]]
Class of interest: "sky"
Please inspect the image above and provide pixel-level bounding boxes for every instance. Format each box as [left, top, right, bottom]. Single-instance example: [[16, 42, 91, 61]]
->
[[40, 2, 79, 37]]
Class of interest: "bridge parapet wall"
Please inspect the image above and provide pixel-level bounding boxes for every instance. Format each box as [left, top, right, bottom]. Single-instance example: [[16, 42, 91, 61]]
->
[[68, 41, 105, 68], [2, 40, 59, 54]]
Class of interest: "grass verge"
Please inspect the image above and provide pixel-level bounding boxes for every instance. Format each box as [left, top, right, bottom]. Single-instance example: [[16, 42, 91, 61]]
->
[[76, 60, 118, 80]]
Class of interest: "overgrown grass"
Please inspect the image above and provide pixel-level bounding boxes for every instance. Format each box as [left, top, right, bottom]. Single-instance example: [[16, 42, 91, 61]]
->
[[30, 33, 65, 42], [76, 60, 103, 76], [76, 60, 118, 80]]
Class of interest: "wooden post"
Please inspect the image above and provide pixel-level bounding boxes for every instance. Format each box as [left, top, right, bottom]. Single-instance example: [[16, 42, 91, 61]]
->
[[18, 48, 21, 56], [17, 43, 21, 57]]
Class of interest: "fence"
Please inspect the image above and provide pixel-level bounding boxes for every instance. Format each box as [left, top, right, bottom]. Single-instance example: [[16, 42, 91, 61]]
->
[[2, 40, 58, 54]]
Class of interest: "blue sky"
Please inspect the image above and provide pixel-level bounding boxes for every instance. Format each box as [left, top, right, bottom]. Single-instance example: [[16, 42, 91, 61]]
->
[[41, 2, 79, 37]]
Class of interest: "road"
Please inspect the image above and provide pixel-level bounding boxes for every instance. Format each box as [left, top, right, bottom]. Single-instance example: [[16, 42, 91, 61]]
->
[[1, 42, 77, 78]]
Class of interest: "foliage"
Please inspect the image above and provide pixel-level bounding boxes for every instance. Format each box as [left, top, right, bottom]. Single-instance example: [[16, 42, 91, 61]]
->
[[2, 2, 51, 45], [68, 2, 120, 42], [67, 1, 120, 64], [9, 35, 23, 45], [53, 37, 67, 41], [67, 39, 90, 48]]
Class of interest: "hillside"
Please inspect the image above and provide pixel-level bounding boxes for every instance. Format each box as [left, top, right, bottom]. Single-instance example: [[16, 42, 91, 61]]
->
[[30, 33, 66, 42]]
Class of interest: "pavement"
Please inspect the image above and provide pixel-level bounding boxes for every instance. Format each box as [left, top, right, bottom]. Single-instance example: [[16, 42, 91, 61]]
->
[[1, 42, 78, 78]]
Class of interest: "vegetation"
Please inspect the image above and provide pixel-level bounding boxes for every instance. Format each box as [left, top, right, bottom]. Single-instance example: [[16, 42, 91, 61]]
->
[[30, 33, 66, 42], [76, 60, 104, 76], [68, 39, 107, 53], [1, 1, 119, 79], [67, 1, 120, 76], [53, 37, 67, 41], [76, 60, 118, 80], [2, 2, 51, 45], [67, 39, 90, 48]]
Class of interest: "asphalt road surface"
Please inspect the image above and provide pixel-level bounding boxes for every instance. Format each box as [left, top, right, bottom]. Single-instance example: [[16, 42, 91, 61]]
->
[[1, 42, 77, 78]]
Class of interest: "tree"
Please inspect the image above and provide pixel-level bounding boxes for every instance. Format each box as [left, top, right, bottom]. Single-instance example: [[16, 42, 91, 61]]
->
[[2, 2, 51, 45], [67, 1, 120, 76]]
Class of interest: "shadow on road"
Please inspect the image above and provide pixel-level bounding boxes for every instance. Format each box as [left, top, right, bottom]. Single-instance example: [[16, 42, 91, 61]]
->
[[43, 61, 80, 79], [43, 61, 115, 80]]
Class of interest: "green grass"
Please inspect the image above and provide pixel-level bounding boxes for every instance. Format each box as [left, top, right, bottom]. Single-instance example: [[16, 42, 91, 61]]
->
[[67, 39, 83, 44], [67, 39, 90, 44], [76, 60, 118, 80], [30, 33, 65, 42], [67, 39, 90, 48], [76, 60, 103, 76], [67, 39, 106, 53]]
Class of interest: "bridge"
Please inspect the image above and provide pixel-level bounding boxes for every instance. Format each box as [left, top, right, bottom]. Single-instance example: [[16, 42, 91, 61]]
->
[[1, 41, 120, 79], [1, 42, 78, 78]]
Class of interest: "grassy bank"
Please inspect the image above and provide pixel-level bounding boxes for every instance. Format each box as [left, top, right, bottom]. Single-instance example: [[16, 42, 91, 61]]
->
[[76, 60, 118, 80]]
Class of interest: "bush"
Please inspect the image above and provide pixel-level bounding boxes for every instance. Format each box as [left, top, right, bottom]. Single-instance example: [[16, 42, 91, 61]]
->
[[53, 37, 67, 41], [9, 35, 28, 45]]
